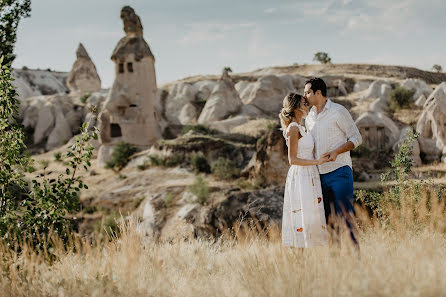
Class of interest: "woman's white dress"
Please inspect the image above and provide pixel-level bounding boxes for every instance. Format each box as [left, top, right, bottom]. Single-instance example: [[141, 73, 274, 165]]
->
[[282, 122, 328, 247]]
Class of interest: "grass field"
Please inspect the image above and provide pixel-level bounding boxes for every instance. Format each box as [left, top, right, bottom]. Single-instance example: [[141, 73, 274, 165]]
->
[[1, 188, 446, 297]]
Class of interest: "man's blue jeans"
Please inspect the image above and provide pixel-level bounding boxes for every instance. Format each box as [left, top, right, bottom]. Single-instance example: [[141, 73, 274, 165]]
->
[[319, 165, 358, 245]]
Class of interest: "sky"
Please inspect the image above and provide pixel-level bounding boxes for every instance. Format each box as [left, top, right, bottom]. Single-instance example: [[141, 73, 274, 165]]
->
[[12, 0, 446, 88]]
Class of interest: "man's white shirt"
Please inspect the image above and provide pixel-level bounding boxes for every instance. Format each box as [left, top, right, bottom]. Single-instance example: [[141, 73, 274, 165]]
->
[[305, 99, 362, 174]]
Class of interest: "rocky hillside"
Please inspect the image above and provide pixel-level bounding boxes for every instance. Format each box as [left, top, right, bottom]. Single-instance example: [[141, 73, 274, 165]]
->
[[22, 63, 446, 241]]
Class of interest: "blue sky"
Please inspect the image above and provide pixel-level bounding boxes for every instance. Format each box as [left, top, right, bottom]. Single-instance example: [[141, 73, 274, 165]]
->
[[12, 0, 446, 87]]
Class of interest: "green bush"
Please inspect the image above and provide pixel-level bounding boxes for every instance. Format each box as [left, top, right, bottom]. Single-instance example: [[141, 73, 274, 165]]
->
[[80, 92, 92, 104], [187, 176, 210, 205], [183, 124, 217, 135], [388, 87, 415, 111], [190, 153, 210, 173], [164, 192, 175, 207], [147, 154, 184, 167], [211, 157, 240, 180], [54, 152, 62, 162], [105, 142, 138, 170]]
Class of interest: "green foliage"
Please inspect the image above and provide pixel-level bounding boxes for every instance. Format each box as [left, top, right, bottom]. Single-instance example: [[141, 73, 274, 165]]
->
[[80, 92, 91, 104], [190, 153, 210, 173], [211, 157, 240, 180], [223, 66, 233, 73], [356, 128, 422, 217], [105, 142, 138, 170], [54, 152, 62, 162], [0, 57, 98, 249], [313, 52, 331, 64], [187, 176, 210, 205], [0, 0, 31, 66], [164, 192, 175, 207], [432, 64, 442, 73], [147, 153, 184, 168], [388, 87, 415, 111], [182, 124, 217, 135]]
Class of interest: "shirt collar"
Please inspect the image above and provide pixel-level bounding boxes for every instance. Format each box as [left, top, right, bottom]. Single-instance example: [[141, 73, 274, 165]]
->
[[309, 98, 331, 116]]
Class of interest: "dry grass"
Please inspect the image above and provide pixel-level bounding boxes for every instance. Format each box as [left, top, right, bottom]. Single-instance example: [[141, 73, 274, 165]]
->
[[1, 189, 446, 297]]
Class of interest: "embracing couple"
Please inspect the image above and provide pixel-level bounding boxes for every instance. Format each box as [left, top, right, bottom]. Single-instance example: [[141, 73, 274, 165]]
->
[[280, 77, 362, 248]]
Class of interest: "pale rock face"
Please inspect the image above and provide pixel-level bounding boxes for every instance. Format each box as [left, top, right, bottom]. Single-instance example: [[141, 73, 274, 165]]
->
[[46, 105, 72, 150], [67, 43, 101, 94], [392, 127, 422, 166], [236, 81, 256, 104], [369, 84, 392, 112], [208, 115, 251, 134], [354, 81, 371, 92], [415, 95, 427, 107], [165, 83, 196, 124], [360, 80, 392, 101], [239, 104, 267, 118], [416, 82, 446, 162], [400, 78, 433, 101], [197, 77, 242, 124], [355, 111, 400, 151], [178, 102, 197, 125], [193, 80, 217, 101], [243, 75, 294, 115], [33, 104, 55, 144]]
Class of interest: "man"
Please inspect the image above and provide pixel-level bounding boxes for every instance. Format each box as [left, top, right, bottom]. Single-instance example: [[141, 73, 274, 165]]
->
[[303, 77, 362, 245]]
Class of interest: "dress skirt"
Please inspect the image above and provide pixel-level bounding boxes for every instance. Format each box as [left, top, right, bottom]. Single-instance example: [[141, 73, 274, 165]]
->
[[282, 164, 328, 247]]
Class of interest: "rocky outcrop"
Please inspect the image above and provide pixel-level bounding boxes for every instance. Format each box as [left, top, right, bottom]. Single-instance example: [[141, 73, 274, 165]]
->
[[360, 80, 392, 101], [242, 124, 288, 185], [415, 95, 427, 107], [12, 69, 69, 117], [416, 82, 446, 162], [242, 75, 295, 116], [355, 111, 400, 151], [67, 43, 101, 94], [400, 78, 433, 101], [21, 91, 107, 151], [165, 83, 196, 125], [197, 76, 242, 124]]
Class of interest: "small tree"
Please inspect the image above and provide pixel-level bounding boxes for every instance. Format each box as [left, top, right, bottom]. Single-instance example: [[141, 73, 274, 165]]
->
[[223, 67, 232, 73], [313, 52, 331, 64], [0, 0, 32, 66], [388, 87, 414, 111], [432, 64, 443, 73]]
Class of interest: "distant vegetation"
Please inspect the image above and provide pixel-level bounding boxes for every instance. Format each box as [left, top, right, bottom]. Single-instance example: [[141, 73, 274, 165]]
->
[[187, 176, 210, 204], [432, 64, 443, 72], [211, 157, 240, 180], [388, 87, 415, 111], [313, 52, 332, 64], [105, 142, 138, 170]]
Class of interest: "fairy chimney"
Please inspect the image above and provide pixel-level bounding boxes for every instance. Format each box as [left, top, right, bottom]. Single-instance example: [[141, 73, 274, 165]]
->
[[67, 43, 101, 93], [98, 6, 161, 151]]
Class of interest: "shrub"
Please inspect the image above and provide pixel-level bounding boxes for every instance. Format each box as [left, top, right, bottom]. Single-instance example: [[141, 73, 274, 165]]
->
[[80, 92, 92, 104], [105, 142, 138, 170], [432, 64, 442, 72], [187, 176, 210, 205], [147, 154, 184, 167], [54, 152, 62, 162], [183, 124, 217, 135], [388, 87, 414, 111], [313, 52, 331, 64], [211, 157, 240, 180], [190, 153, 210, 173]]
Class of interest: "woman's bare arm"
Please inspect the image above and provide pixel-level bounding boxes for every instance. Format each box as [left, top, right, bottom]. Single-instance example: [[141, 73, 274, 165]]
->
[[287, 126, 327, 166]]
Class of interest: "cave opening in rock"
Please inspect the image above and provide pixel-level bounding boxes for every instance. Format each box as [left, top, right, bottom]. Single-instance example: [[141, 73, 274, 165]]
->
[[110, 123, 122, 138]]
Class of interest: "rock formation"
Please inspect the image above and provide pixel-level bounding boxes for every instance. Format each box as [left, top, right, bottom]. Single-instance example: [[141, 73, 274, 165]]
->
[[355, 111, 400, 151], [400, 78, 433, 101], [360, 80, 392, 101], [392, 127, 422, 166], [98, 6, 161, 163], [67, 43, 101, 94], [197, 73, 242, 124], [416, 82, 446, 162]]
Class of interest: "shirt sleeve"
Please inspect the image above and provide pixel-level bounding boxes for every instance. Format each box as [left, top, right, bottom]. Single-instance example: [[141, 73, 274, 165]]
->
[[336, 106, 362, 148]]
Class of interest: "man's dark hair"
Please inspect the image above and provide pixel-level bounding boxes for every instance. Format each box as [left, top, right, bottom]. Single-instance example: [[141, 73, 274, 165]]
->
[[305, 77, 327, 97]]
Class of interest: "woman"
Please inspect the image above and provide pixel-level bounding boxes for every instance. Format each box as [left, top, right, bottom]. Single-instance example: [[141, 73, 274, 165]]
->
[[279, 93, 328, 248]]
